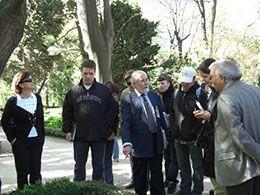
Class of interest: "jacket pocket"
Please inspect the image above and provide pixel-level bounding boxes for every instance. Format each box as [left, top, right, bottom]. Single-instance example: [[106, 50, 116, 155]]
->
[[217, 151, 236, 161]]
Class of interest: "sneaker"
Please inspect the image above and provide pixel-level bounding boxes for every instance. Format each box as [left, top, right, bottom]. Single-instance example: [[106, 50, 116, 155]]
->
[[209, 189, 214, 195], [124, 182, 134, 189]]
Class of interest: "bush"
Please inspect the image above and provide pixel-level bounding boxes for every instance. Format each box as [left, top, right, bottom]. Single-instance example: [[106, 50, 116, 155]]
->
[[9, 177, 133, 195], [45, 116, 64, 138]]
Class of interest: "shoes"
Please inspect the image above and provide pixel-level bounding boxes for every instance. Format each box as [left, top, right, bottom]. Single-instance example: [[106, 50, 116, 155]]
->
[[209, 189, 214, 195], [114, 158, 119, 162], [167, 181, 177, 194], [124, 182, 134, 189], [174, 189, 183, 195]]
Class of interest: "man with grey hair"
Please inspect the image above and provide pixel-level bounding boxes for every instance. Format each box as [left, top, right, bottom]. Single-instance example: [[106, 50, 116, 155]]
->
[[121, 70, 166, 195], [209, 59, 260, 195]]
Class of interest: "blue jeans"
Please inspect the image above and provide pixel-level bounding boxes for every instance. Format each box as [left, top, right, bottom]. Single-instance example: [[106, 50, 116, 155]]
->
[[73, 141, 106, 181], [104, 140, 114, 185], [113, 137, 119, 160], [175, 141, 204, 195]]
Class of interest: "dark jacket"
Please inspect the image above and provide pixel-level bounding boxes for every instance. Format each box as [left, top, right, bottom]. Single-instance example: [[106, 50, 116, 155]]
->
[[171, 83, 207, 142], [159, 86, 175, 140], [159, 86, 175, 114], [62, 79, 117, 141], [202, 88, 218, 178], [111, 99, 119, 136], [1, 94, 45, 143], [121, 90, 167, 158]]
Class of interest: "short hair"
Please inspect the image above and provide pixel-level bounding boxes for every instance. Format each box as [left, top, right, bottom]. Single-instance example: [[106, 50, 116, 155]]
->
[[131, 70, 147, 85], [105, 81, 119, 95], [80, 59, 96, 70], [209, 59, 242, 81], [124, 70, 134, 81], [157, 74, 172, 83], [198, 58, 216, 74], [11, 72, 31, 94]]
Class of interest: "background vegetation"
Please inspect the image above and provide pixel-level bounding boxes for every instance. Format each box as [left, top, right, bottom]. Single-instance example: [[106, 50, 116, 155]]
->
[[10, 177, 133, 195], [0, 0, 259, 108]]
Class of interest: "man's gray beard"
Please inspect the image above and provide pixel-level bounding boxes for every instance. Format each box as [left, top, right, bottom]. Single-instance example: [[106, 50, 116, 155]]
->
[[142, 86, 150, 94]]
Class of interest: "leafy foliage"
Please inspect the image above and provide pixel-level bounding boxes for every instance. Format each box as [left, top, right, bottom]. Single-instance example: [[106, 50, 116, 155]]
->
[[149, 52, 197, 89], [45, 116, 63, 137], [3, 0, 66, 82], [9, 177, 133, 195], [111, 0, 160, 90]]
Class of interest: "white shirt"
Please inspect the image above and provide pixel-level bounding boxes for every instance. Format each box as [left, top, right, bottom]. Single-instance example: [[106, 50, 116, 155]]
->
[[17, 93, 38, 137]]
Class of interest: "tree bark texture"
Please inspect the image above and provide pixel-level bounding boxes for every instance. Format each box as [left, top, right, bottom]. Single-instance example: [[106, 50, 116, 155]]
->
[[76, 0, 114, 82], [0, 0, 27, 76], [209, 0, 217, 57], [193, 0, 208, 49]]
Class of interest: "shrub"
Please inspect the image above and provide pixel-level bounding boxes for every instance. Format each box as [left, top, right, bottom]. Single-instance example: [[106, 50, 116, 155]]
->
[[45, 116, 64, 138], [9, 177, 133, 195]]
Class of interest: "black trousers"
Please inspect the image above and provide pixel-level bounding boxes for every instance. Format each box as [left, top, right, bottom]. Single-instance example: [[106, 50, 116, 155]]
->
[[226, 175, 260, 195], [132, 154, 165, 195], [73, 141, 106, 181], [12, 137, 44, 190]]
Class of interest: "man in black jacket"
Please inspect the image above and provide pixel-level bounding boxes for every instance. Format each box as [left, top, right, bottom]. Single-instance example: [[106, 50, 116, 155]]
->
[[170, 67, 207, 195], [62, 59, 117, 181]]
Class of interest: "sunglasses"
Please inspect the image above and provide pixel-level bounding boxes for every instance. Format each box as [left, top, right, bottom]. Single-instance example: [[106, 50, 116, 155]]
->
[[20, 77, 33, 83]]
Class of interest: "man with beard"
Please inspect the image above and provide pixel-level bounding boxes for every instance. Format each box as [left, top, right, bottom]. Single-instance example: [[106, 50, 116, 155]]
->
[[121, 70, 166, 195]]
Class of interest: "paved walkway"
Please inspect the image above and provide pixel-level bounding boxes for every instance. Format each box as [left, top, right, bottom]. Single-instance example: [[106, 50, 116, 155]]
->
[[0, 128, 213, 194]]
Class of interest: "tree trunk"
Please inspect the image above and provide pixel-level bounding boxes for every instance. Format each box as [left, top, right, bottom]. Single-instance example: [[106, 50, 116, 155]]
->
[[193, 0, 208, 50], [76, 0, 114, 83], [209, 0, 217, 57], [0, 0, 27, 75], [36, 78, 46, 95]]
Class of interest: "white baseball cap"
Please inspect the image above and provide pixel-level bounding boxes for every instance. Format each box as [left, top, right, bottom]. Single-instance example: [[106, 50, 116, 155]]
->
[[178, 67, 196, 83]]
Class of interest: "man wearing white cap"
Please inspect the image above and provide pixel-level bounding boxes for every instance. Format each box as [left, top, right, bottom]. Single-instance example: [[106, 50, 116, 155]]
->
[[170, 67, 208, 195]]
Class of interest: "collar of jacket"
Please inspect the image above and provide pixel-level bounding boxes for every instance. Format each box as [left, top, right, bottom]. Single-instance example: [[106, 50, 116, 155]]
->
[[78, 78, 97, 89], [179, 82, 200, 94]]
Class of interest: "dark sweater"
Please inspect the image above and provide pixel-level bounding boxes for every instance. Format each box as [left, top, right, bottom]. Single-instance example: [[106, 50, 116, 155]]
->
[[62, 79, 117, 141], [1, 94, 45, 143]]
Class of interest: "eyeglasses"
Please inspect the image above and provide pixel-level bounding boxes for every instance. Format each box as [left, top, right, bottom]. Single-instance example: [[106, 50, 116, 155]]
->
[[20, 77, 33, 83]]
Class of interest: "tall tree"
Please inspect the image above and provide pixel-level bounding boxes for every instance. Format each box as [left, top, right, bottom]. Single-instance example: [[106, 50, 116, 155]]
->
[[0, 0, 27, 75], [76, 0, 114, 82], [3, 0, 65, 85], [193, 0, 217, 56], [158, 0, 198, 63], [111, 0, 160, 89]]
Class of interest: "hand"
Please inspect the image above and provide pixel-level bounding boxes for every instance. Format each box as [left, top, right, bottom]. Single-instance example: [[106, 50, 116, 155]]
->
[[107, 132, 115, 141], [193, 110, 211, 120], [123, 145, 132, 157], [65, 132, 72, 141], [11, 138, 16, 146]]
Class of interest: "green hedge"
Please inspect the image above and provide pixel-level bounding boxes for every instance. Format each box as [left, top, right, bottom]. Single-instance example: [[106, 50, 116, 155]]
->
[[9, 177, 133, 195], [45, 116, 64, 138], [44, 116, 122, 138]]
